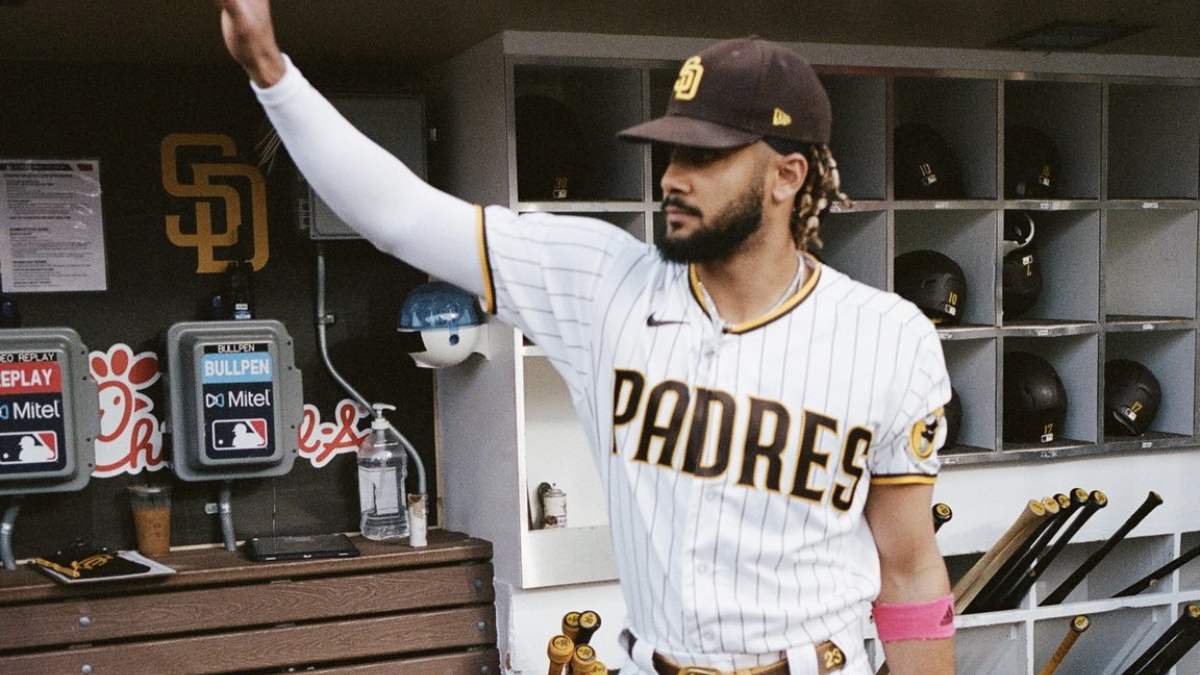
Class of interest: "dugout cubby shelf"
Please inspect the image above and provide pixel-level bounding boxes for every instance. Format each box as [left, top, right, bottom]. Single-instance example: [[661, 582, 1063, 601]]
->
[[895, 209, 999, 327], [1107, 84, 1200, 200], [1104, 330, 1197, 443], [820, 73, 887, 200], [818, 210, 888, 292], [1001, 209, 1101, 326], [1003, 80, 1103, 200], [1104, 208, 1199, 321], [1033, 605, 1175, 674], [941, 337, 998, 455], [1003, 334, 1099, 450], [513, 63, 646, 202], [433, 30, 1200, 674], [1181, 533, 1200, 592], [1034, 534, 1176, 605], [894, 76, 998, 200]]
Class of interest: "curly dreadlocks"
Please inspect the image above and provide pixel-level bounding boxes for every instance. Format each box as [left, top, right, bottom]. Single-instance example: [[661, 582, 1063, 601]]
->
[[791, 143, 851, 252]]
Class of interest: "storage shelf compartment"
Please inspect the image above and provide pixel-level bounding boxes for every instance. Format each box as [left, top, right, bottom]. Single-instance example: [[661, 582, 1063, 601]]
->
[[821, 74, 886, 200], [1104, 432, 1198, 454], [1182, 532, 1200, 592], [1035, 534, 1175, 605], [517, 201, 650, 212], [1004, 80, 1102, 199], [1174, 599, 1200, 675], [520, 524, 617, 588], [895, 210, 998, 327], [1002, 209, 1100, 324], [1104, 330, 1196, 441], [1034, 604, 1176, 675], [1104, 209, 1198, 320], [649, 68, 675, 203], [817, 210, 887, 291], [513, 64, 645, 202], [1003, 334, 1099, 447], [521, 357, 608, 533], [895, 77, 998, 200], [1107, 83, 1200, 199], [954, 622, 1027, 674], [942, 338, 998, 453], [1106, 316, 1197, 332]]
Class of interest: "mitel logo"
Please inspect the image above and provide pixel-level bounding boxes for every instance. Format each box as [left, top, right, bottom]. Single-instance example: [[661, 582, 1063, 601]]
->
[[0, 431, 57, 464], [162, 133, 270, 274]]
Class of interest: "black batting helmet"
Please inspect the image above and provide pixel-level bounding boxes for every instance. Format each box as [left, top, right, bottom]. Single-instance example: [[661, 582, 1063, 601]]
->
[[894, 123, 964, 199], [1002, 212, 1043, 318], [1105, 359, 1162, 436], [515, 94, 592, 201], [1004, 351, 1068, 444], [894, 250, 967, 325], [1005, 125, 1059, 198], [944, 387, 963, 449]]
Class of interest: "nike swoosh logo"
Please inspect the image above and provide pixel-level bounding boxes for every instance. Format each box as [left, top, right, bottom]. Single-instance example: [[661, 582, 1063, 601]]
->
[[646, 314, 687, 327]]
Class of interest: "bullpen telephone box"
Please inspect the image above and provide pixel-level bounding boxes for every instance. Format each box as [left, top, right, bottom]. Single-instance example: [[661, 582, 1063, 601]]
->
[[0, 328, 98, 497], [166, 321, 303, 481]]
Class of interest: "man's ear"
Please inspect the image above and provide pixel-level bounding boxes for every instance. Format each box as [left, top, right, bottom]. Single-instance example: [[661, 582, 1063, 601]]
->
[[770, 151, 809, 206]]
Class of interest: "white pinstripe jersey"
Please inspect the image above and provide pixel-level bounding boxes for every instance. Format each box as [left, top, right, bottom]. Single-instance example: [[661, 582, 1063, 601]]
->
[[476, 204, 951, 659]]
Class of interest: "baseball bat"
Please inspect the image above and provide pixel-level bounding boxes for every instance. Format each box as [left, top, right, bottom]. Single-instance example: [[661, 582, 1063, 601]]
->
[[547, 635, 574, 675], [969, 492, 1075, 612], [1037, 615, 1090, 675], [933, 502, 953, 533], [576, 610, 601, 645], [1141, 609, 1200, 675], [1114, 541, 1200, 598], [1121, 603, 1200, 675], [562, 611, 582, 642], [974, 492, 1076, 613], [571, 644, 597, 674], [965, 496, 1062, 614], [952, 499, 1048, 612], [1043, 491, 1163, 606], [998, 490, 1106, 609]]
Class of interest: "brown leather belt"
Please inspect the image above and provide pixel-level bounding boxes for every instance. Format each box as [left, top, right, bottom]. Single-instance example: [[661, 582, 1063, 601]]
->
[[624, 632, 846, 675]]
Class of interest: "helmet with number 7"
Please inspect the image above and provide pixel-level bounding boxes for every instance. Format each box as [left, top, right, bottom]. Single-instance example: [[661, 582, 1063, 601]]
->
[[396, 282, 485, 369], [1104, 359, 1162, 436]]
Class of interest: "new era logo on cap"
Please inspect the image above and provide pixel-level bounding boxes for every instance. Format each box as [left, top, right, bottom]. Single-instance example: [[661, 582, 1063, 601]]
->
[[772, 108, 792, 127]]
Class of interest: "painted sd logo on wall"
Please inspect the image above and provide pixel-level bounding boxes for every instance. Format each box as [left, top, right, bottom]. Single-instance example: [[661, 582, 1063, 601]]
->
[[162, 133, 269, 273]]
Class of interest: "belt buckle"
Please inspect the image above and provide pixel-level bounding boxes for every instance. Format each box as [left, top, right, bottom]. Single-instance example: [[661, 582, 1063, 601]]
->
[[678, 668, 721, 675]]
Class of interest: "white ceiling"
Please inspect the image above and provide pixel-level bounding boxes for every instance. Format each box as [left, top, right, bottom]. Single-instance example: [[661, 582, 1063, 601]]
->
[[2, 0, 1199, 67]]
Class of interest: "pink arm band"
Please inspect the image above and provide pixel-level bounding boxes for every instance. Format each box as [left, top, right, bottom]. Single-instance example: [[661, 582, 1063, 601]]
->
[[871, 593, 956, 642]]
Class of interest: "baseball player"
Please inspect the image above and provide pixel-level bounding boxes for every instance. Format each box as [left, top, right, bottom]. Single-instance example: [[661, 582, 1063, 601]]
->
[[217, 2, 955, 673]]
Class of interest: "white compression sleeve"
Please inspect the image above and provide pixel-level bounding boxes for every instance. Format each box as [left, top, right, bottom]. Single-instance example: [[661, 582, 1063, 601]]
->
[[251, 55, 483, 294]]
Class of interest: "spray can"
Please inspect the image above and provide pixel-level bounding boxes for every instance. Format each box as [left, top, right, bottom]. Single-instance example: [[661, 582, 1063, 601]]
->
[[539, 482, 567, 529]]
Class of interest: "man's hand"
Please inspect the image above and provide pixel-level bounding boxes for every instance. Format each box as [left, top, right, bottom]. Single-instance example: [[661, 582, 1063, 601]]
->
[[216, 0, 286, 87]]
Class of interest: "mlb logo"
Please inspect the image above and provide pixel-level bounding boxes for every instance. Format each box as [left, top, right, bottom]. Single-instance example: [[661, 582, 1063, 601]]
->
[[211, 418, 269, 450], [0, 430, 58, 464]]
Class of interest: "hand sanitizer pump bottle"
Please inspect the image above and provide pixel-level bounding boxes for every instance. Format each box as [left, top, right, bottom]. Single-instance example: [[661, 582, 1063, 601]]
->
[[357, 404, 408, 541]]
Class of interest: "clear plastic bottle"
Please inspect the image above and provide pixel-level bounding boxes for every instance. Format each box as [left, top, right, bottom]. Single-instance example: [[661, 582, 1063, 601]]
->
[[357, 404, 408, 541]]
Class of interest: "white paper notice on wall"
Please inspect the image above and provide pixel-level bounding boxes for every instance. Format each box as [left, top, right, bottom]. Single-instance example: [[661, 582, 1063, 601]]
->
[[0, 159, 108, 292]]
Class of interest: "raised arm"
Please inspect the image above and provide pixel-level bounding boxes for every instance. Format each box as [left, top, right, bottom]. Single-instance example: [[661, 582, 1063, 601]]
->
[[215, 0, 481, 292]]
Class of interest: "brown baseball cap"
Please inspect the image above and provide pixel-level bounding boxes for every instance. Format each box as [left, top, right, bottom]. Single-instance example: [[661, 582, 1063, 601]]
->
[[619, 37, 831, 149]]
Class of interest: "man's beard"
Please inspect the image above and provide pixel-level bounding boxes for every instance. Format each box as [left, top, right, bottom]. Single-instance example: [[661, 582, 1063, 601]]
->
[[657, 185, 764, 264]]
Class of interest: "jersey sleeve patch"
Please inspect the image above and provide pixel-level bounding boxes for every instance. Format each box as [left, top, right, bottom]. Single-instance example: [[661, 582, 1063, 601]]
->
[[908, 406, 946, 461], [474, 205, 497, 314]]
